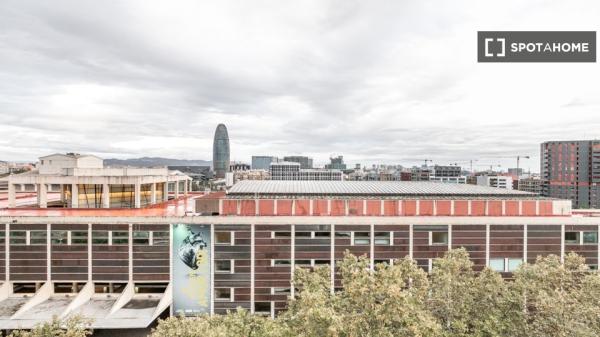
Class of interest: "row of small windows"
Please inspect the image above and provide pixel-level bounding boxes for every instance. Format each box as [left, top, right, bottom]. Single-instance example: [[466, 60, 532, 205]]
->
[[6, 230, 168, 246], [565, 231, 598, 244], [216, 230, 449, 246]]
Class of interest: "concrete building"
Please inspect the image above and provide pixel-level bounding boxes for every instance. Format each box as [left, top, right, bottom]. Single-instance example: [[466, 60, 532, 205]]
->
[[0, 161, 8, 175], [251, 156, 279, 170], [411, 167, 432, 181], [431, 165, 462, 178], [476, 175, 513, 190], [541, 140, 600, 209], [270, 162, 342, 181], [429, 176, 467, 184], [212, 124, 231, 179], [517, 177, 543, 194], [229, 162, 251, 172], [283, 156, 313, 169], [2, 179, 599, 331], [6, 153, 191, 209]]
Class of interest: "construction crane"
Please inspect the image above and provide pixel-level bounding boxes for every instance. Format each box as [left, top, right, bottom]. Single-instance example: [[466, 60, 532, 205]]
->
[[450, 159, 479, 173], [486, 155, 531, 174]]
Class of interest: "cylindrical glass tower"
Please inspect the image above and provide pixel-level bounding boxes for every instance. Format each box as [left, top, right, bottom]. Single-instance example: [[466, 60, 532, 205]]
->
[[212, 124, 230, 178]]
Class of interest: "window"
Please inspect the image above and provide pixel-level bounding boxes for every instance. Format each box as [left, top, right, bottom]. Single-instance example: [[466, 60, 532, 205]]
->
[[354, 232, 370, 245], [273, 259, 291, 266], [152, 231, 169, 245], [313, 260, 329, 265], [431, 232, 448, 245], [295, 260, 312, 267], [489, 258, 505, 272], [508, 258, 523, 272], [112, 231, 129, 245], [92, 231, 109, 244], [295, 232, 311, 238], [374, 232, 391, 245], [215, 231, 232, 245], [374, 259, 391, 266], [71, 231, 88, 245], [30, 231, 47, 245], [565, 231, 579, 244], [273, 287, 291, 295], [254, 302, 271, 314], [335, 231, 351, 238], [273, 232, 291, 238], [583, 232, 598, 244], [214, 288, 232, 301], [215, 260, 232, 273], [133, 231, 149, 245], [314, 232, 331, 238], [51, 231, 68, 245], [10, 231, 26, 245]]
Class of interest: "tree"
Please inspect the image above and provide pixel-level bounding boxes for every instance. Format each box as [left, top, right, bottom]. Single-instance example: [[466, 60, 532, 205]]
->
[[8, 315, 92, 337], [150, 308, 282, 337]]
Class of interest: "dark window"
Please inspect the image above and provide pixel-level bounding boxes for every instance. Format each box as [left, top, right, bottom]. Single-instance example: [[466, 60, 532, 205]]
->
[[254, 302, 271, 313], [354, 232, 370, 245], [152, 231, 169, 245], [51, 231, 68, 245], [432, 232, 448, 245], [112, 231, 129, 245], [30, 231, 47, 245], [273, 232, 291, 238], [133, 231, 149, 245], [565, 232, 579, 244], [583, 232, 598, 244], [215, 260, 232, 273], [71, 231, 88, 245], [10, 231, 26, 245], [92, 231, 109, 244], [295, 232, 311, 237], [215, 231, 232, 244], [214, 288, 232, 301], [314, 232, 331, 238]]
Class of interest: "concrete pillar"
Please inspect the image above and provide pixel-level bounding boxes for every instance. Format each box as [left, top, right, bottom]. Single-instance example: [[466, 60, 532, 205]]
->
[[102, 183, 110, 208], [151, 183, 157, 204], [183, 180, 188, 196], [134, 183, 141, 208], [163, 182, 169, 202], [39, 183, 48, 208], [71, 184, 79, 208], [8, 183, 16, 208], [174, 181, 180, 199]]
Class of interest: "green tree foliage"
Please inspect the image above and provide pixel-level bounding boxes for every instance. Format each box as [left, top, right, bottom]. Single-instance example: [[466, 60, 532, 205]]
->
[[7, 315, 92, 337], [143, 248, 600, 337]]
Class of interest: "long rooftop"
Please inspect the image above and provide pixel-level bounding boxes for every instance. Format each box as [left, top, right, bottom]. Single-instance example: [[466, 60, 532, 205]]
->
[[227, 180, 538, 198]]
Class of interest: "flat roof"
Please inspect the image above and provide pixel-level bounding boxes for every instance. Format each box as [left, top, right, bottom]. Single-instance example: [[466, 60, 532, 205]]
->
[[228, 180, 537, 198]]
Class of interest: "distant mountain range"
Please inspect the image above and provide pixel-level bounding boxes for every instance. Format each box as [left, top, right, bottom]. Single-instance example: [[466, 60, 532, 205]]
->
[[104, 157, 211, 167]]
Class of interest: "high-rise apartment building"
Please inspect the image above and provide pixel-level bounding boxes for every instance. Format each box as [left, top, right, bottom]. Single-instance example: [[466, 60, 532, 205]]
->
[[325, 156, 347, 170], [252, 156, 279, 170], [541, 140, 600, 208], [270, 162, 342, 181], [212, 124, 230, 179], [283, 156, 313, 169]]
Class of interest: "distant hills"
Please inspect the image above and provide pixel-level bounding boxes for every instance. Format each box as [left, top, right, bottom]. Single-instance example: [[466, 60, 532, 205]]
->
[[104, 157, 211, 167]]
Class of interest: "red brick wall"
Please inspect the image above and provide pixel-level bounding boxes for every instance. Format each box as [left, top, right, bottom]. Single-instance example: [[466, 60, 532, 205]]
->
[[313, 200, 328, 216], [258, 200, 274, 216], [522, 201, 537, 216], [295, 200, 310, 216], [240, 200, 256, 216], [276, 200, 293, 216], [505, 200, 519, 216], [383, 200, 398, 216], [419, 200, 434, 216], [471, 201, 485, 216], [330, 200, 345, 216], [365, 200, 381, 216], [454, 200, 468, 216], [222, 200, 238, 215], [488, 201, 503, 216], [436, 201, 451, 216], [403, 200, 417, 216], [539, 201, 553, 216], [348, 200, 364, 216]]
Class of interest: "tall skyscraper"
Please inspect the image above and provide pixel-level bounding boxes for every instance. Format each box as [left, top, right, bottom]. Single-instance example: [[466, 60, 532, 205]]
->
[[541, 140, 600, 208], [212, 124, 230, 179]]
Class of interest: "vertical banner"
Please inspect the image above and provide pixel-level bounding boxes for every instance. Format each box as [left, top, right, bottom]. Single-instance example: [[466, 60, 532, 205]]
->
[[172, 224, 211, 316]]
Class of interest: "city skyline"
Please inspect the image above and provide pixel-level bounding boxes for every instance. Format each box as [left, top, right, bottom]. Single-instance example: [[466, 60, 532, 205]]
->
[[1, 1, 600, 170]]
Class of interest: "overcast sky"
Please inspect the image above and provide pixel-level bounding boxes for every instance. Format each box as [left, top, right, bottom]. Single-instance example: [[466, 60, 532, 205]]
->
[[1, 1, 599, 171]]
